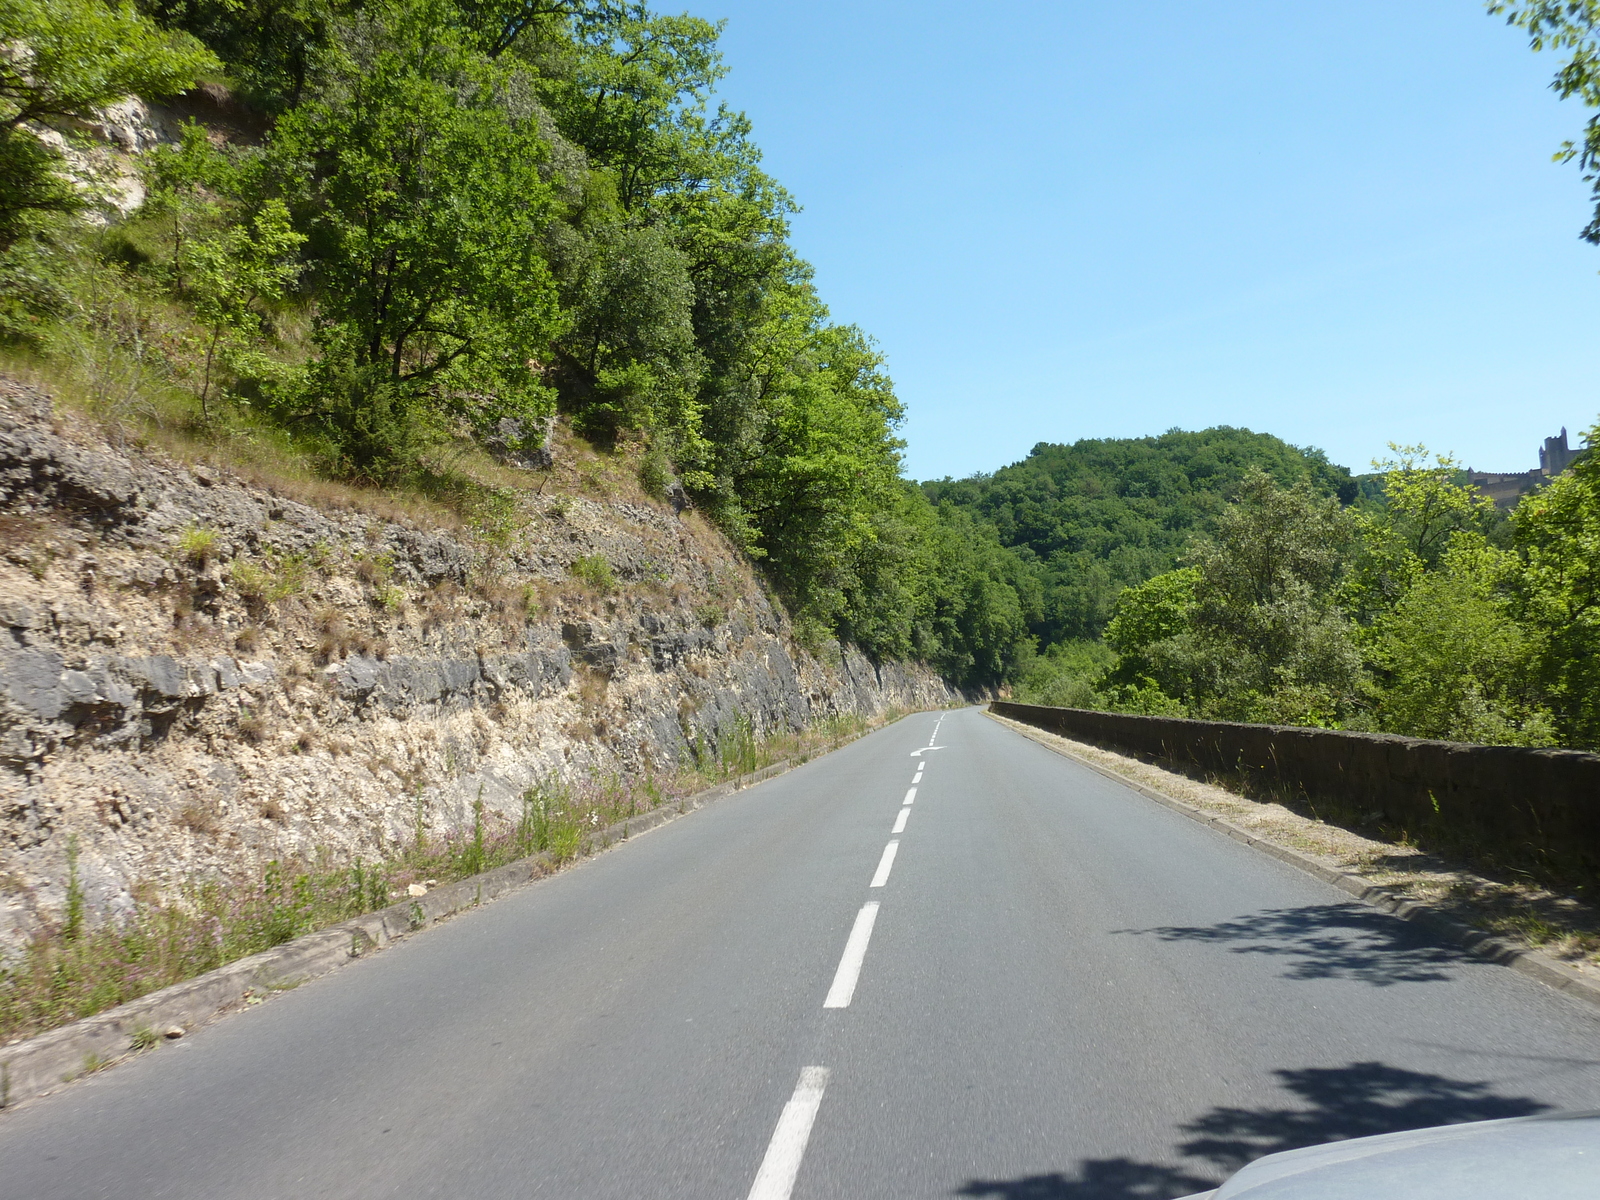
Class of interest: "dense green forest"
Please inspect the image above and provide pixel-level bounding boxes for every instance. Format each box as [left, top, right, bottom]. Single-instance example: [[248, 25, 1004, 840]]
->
[[923, 428, 1356, 644], [924, 424, 1600, 751], [0, 0, 1037, 686], [1008, 442, 1600, 750]]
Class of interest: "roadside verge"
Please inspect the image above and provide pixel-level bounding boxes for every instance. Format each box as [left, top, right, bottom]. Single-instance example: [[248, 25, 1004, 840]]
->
[[986, 709, 1600, 1014], [0, 740, 854, 1112]]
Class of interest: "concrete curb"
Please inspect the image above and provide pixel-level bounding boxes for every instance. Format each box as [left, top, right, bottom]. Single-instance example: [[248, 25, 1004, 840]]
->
[[0, 748, 835, 1112], [986, 709, 1600, 1014]]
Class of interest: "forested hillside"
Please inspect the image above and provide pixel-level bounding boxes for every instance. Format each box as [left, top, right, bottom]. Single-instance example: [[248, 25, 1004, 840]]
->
[[923, 428, 1355, 644], [0, 0, 1036, 686], [1003, 441, 1600, 752]]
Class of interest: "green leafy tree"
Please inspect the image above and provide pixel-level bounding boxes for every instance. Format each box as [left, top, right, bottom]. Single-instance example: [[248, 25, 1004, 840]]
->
[[1343, 444, 1497, 624], [266, 0, 562, 476], [186, 198, 304, 415], [727, 318, 906, 636], [1510, 421, 1600, 746], [913, 501, 1040, 686], [1180, 471, 1362, 725], [141, 0, 334, 110], [1102, 470, 1363, 725], [140, 118, 240, 288], [538, 6, 733, 214], [1096, 569, 1198, 714], [1368, 533, 1553, 745], [544, 219, 706, 457], [530, 1, 792, 483], [1490, 1, 1600, 242], [0, 0, 218, 244]]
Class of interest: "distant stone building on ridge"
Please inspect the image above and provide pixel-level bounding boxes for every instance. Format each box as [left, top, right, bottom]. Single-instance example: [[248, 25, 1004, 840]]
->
[[1466, 426, 1586, 510], [1541, 428, 1579, 476]]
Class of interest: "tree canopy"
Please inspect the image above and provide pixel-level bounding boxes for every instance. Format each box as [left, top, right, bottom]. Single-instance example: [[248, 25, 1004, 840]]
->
[[0, 0, 1038, 687], [923, 427, 1356, 644]]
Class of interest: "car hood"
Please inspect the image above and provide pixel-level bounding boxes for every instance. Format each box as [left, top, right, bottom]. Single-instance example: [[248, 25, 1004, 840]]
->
[[1172, 1111, 1600, 1200]]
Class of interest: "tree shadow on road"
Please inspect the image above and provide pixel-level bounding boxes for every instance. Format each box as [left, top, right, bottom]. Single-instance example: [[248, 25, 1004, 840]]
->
[[1111, 902, 1464, 986], [952, 1060, 1550, 1200], [952, 1159, 1213, 1200]]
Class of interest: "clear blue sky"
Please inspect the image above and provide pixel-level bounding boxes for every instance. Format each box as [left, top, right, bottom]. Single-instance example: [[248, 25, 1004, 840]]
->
[[703, 0, 1600, 480]]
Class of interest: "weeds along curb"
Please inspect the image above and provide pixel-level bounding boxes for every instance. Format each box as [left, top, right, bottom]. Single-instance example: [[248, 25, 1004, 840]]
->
[[0, 742, 857, 1113], [987, 710, 1600, 1015]]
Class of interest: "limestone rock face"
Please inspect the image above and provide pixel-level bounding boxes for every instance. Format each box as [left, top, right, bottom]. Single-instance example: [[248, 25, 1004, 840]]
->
[[0, 379, 953, 950]]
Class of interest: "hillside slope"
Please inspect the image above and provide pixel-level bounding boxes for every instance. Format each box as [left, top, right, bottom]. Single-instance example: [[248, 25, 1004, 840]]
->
[[924, 427, 1357, 642], [0, 378, 950, 952]]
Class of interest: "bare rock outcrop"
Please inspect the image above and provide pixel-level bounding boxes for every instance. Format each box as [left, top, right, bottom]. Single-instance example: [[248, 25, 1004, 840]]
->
[[0, 380, 952, 950]]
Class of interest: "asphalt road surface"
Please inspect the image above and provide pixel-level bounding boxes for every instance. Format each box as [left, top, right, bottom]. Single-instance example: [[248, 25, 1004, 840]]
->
[[4, 706, 1600, 1199]]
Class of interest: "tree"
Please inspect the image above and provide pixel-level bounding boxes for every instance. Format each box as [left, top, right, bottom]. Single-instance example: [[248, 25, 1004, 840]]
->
[[1097, 567, 1198, 715], [1510, 420, 1600, 746], [266, 0, 562, 476], [544, 219, 706, 455], [1342, 445, 1497, 625], [186, 199, 304, 415], [1490, 1, 1600, 241], [726, 317, 906, 639], [140, 118, 239, 289], [1369, 534, 1553, 745], [914, 501, 1040, 686], [1102, 469, 1363, 726], [0, 0, 218, 244]]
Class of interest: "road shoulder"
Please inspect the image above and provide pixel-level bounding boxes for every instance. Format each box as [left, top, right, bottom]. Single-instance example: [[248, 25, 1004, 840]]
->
[[0, 716, 910, 1115], [986, 710, 1600, 1012]]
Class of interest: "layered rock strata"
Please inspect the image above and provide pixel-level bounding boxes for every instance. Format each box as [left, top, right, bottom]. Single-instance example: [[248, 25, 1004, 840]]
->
[[0, 380, 951, 948]]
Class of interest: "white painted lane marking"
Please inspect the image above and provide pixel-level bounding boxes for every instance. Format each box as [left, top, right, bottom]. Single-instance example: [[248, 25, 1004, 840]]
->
[[892, 807, 910, 834], [909, 746, 944, 757], [869, 841, 899, 888], [902, 787, 916, 805], [912, 771, 923, 783], [746, 1065, 830, 1200], [824, 903, 880, 1008]]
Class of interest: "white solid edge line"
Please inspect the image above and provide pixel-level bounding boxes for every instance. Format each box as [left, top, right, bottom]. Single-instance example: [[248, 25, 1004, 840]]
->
[[869, 840, 899, 888], [892, 807, 910, 834], [746, 1065, 831, 1200], [903, 787, 916, 805], [823, 902, 880, 1008]]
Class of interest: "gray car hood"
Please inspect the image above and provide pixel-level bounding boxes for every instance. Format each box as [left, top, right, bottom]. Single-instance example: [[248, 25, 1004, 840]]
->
[[1173, 1111, 1600, 1200]]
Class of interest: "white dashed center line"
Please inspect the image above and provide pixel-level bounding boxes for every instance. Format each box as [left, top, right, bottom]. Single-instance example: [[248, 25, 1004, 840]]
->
[[869, 841, 899, 888], [745, 717, 951, 1196], [746, 1065, 830, 1200], [824, 903, 880, 1008]]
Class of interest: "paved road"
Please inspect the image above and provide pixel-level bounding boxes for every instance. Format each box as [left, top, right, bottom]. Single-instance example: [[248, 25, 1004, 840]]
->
[[4, 706, 1600, 1199]]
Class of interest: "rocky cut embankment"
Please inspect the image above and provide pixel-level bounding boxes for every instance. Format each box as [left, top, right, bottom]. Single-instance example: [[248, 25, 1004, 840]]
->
[[0, 379, 952, 949]]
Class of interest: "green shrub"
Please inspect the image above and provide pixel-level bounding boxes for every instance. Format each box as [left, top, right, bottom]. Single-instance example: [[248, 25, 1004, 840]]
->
[[638, 447, 673, 499], [569, 554, 616, 594], [177, 525, 219, 567]]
